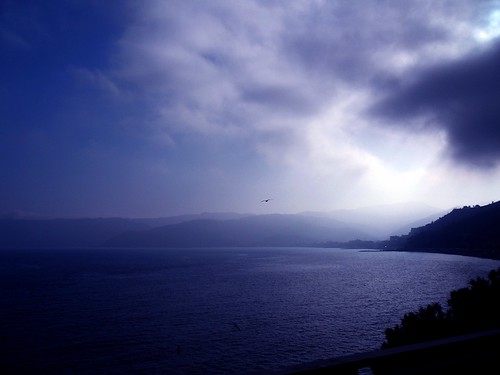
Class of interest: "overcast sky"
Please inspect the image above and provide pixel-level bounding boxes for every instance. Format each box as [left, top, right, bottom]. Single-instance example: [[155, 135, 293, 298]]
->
[[2, 0, 500, 218]]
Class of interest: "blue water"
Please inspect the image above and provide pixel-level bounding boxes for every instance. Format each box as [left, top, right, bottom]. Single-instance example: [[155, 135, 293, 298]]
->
[[1, 247, 499, 374]]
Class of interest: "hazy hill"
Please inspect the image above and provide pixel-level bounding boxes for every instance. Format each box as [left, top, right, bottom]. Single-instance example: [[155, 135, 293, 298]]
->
[[0, 218, 150, 249], [104, 214, 371, 248], [391, 210, 450, 237], [0, 204, 446, 249], [400, 201, 500, 258], [301, 201, 444, 238], [0, 212, 249, 249], [133, 212, 251, 227]]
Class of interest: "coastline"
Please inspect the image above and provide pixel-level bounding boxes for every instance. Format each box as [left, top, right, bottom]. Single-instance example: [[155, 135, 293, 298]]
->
[[382, 248, 500, 261]]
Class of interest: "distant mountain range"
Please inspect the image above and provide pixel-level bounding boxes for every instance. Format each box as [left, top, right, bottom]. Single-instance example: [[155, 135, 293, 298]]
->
[[103, 214, 369, 248], [300, 201, 445, 237], [3, 201, 498, 259], [0, 202, 444, 249]]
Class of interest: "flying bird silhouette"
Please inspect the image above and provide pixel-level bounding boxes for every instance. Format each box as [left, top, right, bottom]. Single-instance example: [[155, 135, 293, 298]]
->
[[261, 199, 273, 203]]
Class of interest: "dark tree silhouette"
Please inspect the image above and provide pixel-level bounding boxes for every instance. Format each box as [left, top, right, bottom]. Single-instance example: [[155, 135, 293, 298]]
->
[[382, 267, 500, 349], [382, 303, 451, 348], [446, 268, 500, 333]]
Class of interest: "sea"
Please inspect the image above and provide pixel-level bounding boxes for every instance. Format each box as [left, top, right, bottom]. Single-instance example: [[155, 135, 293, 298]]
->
[[1, 247, 499, 374]]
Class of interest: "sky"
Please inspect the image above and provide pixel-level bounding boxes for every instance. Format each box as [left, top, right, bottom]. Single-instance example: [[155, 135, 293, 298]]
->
[[2, 0, 500, 218]]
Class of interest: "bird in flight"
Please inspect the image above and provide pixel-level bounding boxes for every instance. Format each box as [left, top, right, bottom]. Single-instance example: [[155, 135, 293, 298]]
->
[[261, 199, 273, 203]]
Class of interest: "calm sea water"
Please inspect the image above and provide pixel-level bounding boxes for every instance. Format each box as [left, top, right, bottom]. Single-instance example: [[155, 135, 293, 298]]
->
[[1, 247, 499, 374]]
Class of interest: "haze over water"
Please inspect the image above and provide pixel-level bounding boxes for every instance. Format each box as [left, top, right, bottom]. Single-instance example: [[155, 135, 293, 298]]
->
[[2, 247, 499, 374]]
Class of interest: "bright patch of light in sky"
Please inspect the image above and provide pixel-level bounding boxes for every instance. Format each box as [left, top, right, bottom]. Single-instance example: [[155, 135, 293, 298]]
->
[[476, 9, 500, 42]]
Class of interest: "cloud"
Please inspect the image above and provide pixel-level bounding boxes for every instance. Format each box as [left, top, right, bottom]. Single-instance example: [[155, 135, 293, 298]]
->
[[115, 0, 322, 132], [70, 0, 500, 213], [371, 40, 500, 168], [112, 1, 473, 142]]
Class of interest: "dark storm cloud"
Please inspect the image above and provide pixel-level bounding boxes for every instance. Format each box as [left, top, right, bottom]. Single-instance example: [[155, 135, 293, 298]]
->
[[371, 40, 500, 168]]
